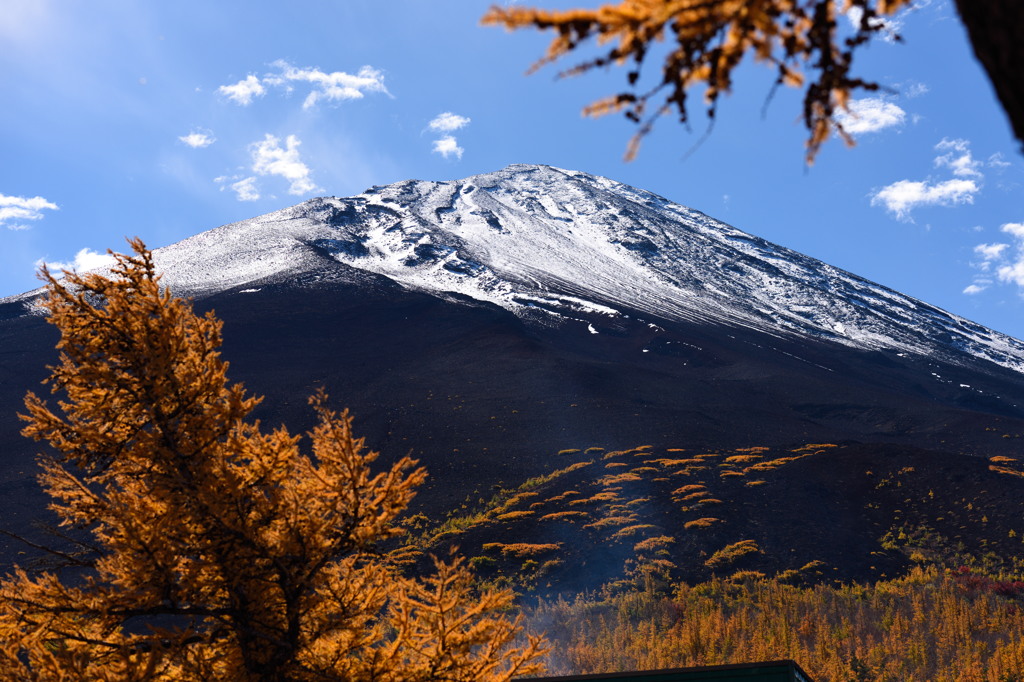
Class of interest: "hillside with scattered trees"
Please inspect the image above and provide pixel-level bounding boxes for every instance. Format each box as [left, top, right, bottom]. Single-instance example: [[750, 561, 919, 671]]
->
[[3, 242, 1024, 681]]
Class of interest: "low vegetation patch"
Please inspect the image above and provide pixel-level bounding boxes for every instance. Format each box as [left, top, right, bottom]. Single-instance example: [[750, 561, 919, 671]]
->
[[725, 454, 763, 464], [482, 542, 562, 558], [610, 524, 657, 540], [584, 515, 637, 530], [705, 539, 761, 568], [684, 517, 723, 529], [496, 510, 535, 521], [599, 472, 642, 485], [529, 566, 1024, 681], [539, 510, 590, 522], [633, 535, 675, 552], [569, 491, 620, 506]]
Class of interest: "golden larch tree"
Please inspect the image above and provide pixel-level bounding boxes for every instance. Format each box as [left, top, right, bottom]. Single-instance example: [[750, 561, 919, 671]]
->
[[0, 239, 546, 681], [483, 0, 1006, 162]]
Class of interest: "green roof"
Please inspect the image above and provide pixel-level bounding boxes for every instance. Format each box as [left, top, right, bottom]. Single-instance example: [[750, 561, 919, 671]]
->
[[529, 660, 814, 682]]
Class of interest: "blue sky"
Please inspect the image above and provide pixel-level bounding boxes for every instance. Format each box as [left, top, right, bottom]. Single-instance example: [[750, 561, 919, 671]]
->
[[3, 1, 1024, 339]]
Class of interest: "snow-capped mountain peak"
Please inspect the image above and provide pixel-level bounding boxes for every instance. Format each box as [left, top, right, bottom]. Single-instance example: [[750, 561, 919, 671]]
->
[[11, 164, 1024, 374]]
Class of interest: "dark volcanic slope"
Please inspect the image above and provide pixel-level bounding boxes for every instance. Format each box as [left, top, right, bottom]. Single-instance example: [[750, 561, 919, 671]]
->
[[4, 274, 1024, 557], [417, 442, 1024, 595], [1, 165, 1024, 569]]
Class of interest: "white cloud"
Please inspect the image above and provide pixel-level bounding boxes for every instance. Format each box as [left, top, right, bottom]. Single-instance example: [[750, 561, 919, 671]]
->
[[37, 248, 115, 274], [231, 177, 260, 202], [217, 75, 266, 105], [997, 260, 1024, 288], [974, 240, 1007, 259], [179, 129, 216, 148], [974, 242, 1009, 265], [904, 82, 929, 98], [432, 135, 464, 160], [427, 113, 470, 159], [835, 98, 906, 135], [0, 193, 58, 230], [965, 222, 1024, 293], [845, 5, 904, 42], [218, 62, 388, 110], [870, 178, 978, 220], [1001, 222, 1024, 239], [988, 152, 1012, 169], [934, 138, 982, 178], [270, 61, 388, 109], [214, 175, 260, 201], [250, 134, 321, 195], [428, 112, 471, 133], [871, 137, 988, 220]]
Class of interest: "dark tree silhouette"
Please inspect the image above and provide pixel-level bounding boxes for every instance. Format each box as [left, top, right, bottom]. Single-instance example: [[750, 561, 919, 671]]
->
[[952, 0, 1024, 148]]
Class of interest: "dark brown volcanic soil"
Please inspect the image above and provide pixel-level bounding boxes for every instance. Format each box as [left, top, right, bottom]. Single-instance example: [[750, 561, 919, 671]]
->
[[1, 277, 1024, 574], [416, 442, 1024, 595]]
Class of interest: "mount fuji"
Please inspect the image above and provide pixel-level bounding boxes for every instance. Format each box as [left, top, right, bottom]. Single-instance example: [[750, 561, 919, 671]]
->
[[19, 163, 1024, 371], [2, 164, 1023, 565]]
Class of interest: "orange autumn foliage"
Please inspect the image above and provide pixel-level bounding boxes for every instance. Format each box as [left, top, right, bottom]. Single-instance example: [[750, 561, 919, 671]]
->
[[483, 0, 912, 162], [531, 567, 1024, 681], [0, 240, 546, 681]]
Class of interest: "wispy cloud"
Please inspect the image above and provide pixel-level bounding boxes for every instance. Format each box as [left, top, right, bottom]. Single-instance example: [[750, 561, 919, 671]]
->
[[428, 112, 470, 160], [870, 179, 978, 220], [432, 135, 464, 160], [179, 129, 216, 148], [269, 60, 388, 109], [996, 223, 1024, 288], [215, 134, 321, 200], [934, 138, 982, 178], [214, 175, 261, 202], [231, 177, 260, 202], [428, 112, 471, 133], [835, 97, 906, 135], [988, 152, 1012, 169], [904, 82, 929, 98], [250, 134, 320, 196], [217, 75, 266, 106], [36, 248, 115, 274], [974, 242, 1010, 266], [870, 138, 983, 220], [965, 222, 1024, 294], [218, 62, 388, 109], [1, 193, 58, 230], [1003, 223, 1024, 239]]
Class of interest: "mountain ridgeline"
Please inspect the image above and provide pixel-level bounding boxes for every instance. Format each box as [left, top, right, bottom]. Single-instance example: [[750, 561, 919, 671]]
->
[[1, 164, 1023, 587]]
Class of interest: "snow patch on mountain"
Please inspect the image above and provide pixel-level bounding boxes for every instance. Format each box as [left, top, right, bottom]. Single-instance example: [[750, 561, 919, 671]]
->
[[6, 164, 1024, 375]]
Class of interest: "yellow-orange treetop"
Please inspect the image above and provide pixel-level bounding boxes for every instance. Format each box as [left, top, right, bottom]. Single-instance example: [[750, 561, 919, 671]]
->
[[0, 239, 546, 680], [484, 0, 912, 162]]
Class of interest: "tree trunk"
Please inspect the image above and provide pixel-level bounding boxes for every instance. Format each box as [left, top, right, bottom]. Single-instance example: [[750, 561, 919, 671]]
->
[[953, 0, 1024, 151]]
